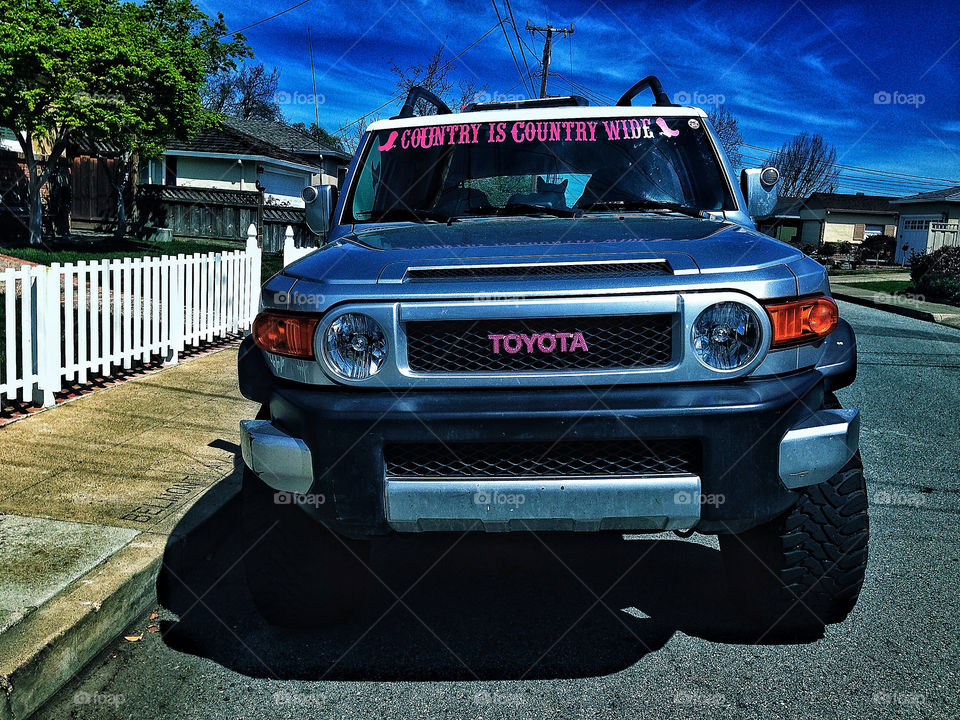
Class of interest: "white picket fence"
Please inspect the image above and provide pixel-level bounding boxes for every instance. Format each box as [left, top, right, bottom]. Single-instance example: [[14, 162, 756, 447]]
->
[[0, 224, 264, 408]]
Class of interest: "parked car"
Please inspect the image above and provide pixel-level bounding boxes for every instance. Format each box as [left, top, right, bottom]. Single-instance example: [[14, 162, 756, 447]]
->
[[237, 77, 867, 634]]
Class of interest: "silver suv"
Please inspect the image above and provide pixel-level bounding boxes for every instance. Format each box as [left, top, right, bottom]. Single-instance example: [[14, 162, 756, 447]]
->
[[237, 77, 867, 634]]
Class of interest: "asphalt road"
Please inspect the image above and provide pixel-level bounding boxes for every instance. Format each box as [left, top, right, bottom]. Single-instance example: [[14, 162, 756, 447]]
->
[[38, 302, 960, 720]]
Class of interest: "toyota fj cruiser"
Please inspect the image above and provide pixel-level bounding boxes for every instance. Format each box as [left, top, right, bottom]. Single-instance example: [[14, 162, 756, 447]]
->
[[238, 77, 868, 633]]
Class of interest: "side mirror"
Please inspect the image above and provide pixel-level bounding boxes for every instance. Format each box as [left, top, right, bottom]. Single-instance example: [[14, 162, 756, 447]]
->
[[302, 184, 338, 240], [740, 167, 780, 219]]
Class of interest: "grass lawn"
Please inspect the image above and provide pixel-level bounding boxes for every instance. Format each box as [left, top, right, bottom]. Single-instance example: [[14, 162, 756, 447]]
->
[[839, 280, 914, 294], [1, 237, 282, 284]]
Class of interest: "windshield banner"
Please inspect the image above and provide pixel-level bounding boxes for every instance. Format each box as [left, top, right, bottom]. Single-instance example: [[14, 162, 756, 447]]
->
[[377, 117, 681, 152]]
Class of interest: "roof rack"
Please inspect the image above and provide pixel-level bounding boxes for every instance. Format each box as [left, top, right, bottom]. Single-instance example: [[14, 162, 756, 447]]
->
[[615, 75, 676, 107], [393, 86, 452, 119], [462, 95, 589, 112], [392, 75, 678, 118]]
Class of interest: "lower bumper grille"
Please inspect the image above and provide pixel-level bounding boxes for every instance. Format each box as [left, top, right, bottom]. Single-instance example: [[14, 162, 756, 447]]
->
[[404, 315, 674, 373], [384, 439, 700, 478]]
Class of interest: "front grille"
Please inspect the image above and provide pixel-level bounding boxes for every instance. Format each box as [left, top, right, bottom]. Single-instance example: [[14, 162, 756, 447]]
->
[[404, 315, 674, 373], [384, 439, 700, 478], [404, 260, 672, 282]]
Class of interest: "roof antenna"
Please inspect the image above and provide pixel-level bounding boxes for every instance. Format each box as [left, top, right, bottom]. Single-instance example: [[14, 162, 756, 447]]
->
[[308, 27, 322, 157]]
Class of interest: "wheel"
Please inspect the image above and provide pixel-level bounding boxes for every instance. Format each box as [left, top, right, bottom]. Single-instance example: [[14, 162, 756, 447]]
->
[[720, 448, 869, 636], [241, 466, 371, 626]]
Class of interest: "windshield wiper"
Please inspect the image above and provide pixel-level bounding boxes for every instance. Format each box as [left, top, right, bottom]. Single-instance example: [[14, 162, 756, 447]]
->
[[578, 199, 706, 219], [364, 208, 449, 224], [499, 203, 582, 218]]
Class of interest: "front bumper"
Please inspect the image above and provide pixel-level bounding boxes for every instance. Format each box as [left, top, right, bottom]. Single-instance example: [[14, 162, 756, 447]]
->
[[238, 323, 859, 536]]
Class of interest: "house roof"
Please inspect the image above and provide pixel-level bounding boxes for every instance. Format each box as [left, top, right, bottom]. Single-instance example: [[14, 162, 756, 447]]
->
[[222, 117, 349, 160], [891, 185, 960, 205], [758, 196, 806, 220], [166, 120, 321, 170], [806, 192, 898, 213]]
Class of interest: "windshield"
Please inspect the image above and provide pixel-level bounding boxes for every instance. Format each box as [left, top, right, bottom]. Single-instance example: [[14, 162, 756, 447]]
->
[[345, 115, 734, 224]]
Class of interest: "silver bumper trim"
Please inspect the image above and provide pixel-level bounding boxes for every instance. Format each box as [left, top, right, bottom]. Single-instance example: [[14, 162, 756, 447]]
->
[[240, 420, 314, 494], [384, 474, 702, 532], [779, 408, 860, 489]]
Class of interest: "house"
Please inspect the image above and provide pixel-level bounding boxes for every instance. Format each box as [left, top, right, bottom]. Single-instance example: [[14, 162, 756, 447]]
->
[[221, 117, 350, 187], [756, 196, 805, 245], [797, 193, 899, 249], [141, 117, 349, 207], [890, 186, 960, 264]]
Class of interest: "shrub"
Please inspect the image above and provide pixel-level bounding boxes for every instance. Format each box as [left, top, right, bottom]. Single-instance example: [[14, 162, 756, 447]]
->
[[837, 241, 853, 255], [910, 246, 960, 303], [819, 242, 838, 257], [856, 234, 896, 265]]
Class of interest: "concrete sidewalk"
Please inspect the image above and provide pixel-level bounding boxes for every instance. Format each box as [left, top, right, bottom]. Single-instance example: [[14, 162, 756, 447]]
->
[[0, 346, 256, 720], [830, 280, 960, 329]]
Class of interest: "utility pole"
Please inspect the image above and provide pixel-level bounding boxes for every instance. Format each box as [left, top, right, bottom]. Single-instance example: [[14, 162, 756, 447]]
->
[[525, 20, 575, 98]]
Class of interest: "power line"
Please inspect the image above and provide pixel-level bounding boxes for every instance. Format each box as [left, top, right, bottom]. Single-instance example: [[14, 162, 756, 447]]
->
[[503, 0, 536, 94], [229, 0, 314, 34], [332, 20, 507, 136], [742, 143, 960, 185], [525, 20, 574, 98], [491, 1, 534, 98]]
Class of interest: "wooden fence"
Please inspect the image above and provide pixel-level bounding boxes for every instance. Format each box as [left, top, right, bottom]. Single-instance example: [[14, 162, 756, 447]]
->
[[0, 225, 262, 408], [136, 184, 318, 252]]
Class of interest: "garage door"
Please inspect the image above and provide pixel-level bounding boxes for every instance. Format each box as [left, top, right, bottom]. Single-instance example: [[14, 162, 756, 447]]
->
[[260, 170, 308, 200], [897, 215, 939, 264]]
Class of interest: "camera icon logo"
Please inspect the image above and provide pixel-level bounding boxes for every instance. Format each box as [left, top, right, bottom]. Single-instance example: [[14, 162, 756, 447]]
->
[[874, 90, 891, 105], [673, 90, 691, 104]]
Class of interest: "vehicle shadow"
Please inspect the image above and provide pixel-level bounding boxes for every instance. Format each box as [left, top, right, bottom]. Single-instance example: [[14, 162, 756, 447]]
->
[[158, 466, 821, 681]]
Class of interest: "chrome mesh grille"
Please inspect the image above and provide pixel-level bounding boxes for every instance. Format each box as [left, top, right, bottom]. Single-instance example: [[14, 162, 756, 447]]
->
[[384, 439, 700, 478], [404, 261, 672, 282], [404, 315, 674, 373]]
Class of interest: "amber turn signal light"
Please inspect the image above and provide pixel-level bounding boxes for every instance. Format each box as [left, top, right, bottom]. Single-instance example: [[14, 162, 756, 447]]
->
[[765, 296, 838, 347], [252, 312, 319, 359]]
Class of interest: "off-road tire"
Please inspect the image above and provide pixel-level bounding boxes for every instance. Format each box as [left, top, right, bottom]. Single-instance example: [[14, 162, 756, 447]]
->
[[241, 467, 371, 626], [720, 447, 869, 635]]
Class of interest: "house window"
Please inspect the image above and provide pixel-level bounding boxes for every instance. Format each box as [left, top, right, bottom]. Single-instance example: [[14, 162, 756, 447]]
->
[[164, 156, 177, 186], [903, 219, 930, 230], [864, 224, 884, 238]]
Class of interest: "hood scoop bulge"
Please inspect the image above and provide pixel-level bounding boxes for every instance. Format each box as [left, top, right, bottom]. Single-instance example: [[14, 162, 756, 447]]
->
[[402, 258, 674, 282]]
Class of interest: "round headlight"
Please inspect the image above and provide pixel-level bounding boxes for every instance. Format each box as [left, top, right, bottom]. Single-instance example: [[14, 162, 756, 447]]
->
[[322, 313, 388, 380], [692, 302, 762, 371]]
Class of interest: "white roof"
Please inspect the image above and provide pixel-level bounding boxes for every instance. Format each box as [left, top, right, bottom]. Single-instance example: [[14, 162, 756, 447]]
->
[[367, 104, 708, 132]]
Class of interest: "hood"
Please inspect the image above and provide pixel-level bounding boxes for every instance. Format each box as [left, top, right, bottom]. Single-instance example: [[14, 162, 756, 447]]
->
[[282, 216, 805, 284]]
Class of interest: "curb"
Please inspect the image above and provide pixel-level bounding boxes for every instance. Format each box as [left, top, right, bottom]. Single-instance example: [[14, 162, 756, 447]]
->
[[832, 287, 960, 330], [0, 473, 242, 720]]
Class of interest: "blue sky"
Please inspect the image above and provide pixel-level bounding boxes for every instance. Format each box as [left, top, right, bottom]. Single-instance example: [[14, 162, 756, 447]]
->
[[201, 0, 960, 196]]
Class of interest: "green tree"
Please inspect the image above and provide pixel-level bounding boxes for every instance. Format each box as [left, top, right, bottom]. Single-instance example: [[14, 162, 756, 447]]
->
[[290, 122, 345, 153], [0, 0, 249, 243]]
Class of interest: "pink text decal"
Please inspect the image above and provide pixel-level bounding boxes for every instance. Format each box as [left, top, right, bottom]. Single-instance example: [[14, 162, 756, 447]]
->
[[488, 332, 589, 354], [377, 118, 678, 152]]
